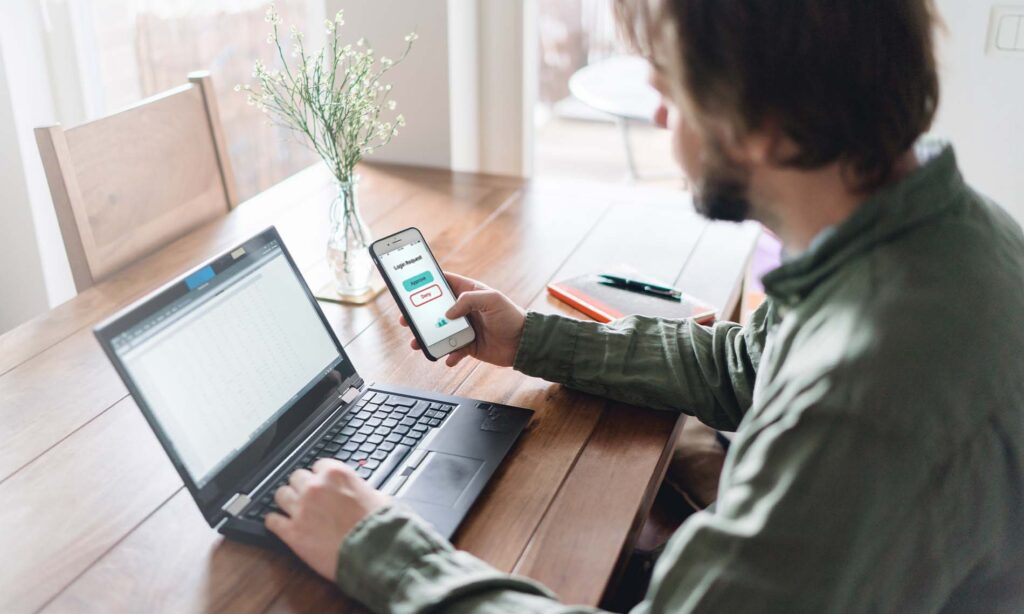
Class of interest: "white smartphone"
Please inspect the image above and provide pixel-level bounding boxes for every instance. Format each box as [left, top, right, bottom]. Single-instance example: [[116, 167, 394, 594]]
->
[[370, 227, 476, 361]]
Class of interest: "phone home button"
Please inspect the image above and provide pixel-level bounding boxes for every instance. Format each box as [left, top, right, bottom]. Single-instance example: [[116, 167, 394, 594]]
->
[[448, 338, 458, 347]]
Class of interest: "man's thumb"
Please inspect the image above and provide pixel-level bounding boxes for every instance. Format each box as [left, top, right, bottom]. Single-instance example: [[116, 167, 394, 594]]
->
[[446, 290, 490, 320]]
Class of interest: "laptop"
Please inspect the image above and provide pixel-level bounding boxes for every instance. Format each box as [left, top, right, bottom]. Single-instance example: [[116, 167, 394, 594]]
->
[[94, 227, 532, 548]]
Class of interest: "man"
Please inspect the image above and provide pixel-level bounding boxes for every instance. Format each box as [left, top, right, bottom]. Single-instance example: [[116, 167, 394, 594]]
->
[[265, 0, 1024, 611]]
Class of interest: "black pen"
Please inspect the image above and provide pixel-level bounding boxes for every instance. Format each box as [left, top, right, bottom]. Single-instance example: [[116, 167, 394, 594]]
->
[[598, 274, 683, 301]]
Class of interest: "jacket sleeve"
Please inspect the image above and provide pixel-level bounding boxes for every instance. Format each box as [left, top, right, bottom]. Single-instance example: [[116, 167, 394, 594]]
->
[[511, 300, 775, 431], [338, 401, 924, 614], [336, 505, 599, 614]]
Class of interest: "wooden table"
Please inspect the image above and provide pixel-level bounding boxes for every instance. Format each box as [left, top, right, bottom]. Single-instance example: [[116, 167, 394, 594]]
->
[[0, 163, 759, 613]]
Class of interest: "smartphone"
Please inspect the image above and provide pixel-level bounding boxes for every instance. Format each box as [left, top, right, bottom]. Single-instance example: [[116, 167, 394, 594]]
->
[[370, 227, 476, 361]]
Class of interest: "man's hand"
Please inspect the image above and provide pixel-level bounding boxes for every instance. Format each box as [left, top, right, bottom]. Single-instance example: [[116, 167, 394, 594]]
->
[[400, 272, 526, 367], [265, 459, 388, 581]]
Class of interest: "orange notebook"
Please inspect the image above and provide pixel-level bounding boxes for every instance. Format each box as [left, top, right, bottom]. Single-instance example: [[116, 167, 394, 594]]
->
[[547, 272, 716, 324]]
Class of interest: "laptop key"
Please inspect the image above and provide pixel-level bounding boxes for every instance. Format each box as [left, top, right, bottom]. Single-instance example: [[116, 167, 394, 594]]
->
[[334, 450, 352, 461], [356, 467, 373, 479], [358, 442, 376, 453], [399, 416, 416, 427], [385, 433, 402, 444], [394, 425, 410, 435], [379, 441, 396, 452], [411, 423, 428, 433], [342, 441, 359, 452], [340, 426, 356, 436], [366, 444, 412, 489], [428, 418, 442, 427], [366, 418, 383, 428], [408, 402, 428, 419], [400, 436, 418, 446], [368, 434, 385, 445], [364, 459, 381, 470], [323, 443, 341, 453]]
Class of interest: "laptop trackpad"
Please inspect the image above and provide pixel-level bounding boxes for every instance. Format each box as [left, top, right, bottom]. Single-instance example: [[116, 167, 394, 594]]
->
[[400, 452, 484, 508]]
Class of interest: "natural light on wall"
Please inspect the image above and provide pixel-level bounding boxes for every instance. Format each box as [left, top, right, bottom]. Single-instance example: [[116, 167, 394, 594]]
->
[[80, 0, 325, 199]]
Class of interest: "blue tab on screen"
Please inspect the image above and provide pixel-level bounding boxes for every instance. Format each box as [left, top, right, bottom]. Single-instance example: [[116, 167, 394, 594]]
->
[[185, 266, 215, 290]]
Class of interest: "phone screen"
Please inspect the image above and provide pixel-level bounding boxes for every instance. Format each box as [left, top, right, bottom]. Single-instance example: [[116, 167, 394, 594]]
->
[[377, 238, 471, 348]]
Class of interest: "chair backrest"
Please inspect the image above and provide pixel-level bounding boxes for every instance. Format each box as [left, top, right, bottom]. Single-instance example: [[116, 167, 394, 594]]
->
[[35, 71, 239, 292]]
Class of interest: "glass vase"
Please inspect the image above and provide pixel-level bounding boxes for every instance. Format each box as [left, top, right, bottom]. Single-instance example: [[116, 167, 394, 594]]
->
[[326, 178, 374, 298]]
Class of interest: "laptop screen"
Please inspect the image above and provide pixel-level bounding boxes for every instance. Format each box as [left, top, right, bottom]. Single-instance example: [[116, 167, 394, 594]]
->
[[108, 238, 342, 487]]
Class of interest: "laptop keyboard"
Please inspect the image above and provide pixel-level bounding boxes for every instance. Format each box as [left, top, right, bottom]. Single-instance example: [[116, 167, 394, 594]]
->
[[244, 390, 454, 521]]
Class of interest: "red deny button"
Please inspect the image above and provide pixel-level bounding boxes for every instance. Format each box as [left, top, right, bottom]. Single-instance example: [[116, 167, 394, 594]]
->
[[410, 283, 442, 307]]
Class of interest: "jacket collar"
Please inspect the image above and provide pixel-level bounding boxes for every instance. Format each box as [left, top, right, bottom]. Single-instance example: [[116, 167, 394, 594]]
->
[[762, 141, 966, 307]]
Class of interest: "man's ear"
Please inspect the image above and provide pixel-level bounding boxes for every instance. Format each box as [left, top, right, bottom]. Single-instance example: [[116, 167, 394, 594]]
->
[[749, 117, 796, 166], [735, 118, 784, 166]]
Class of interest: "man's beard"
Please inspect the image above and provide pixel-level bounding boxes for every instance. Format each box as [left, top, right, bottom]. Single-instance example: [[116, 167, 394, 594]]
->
[[691, 140, 752, 223]]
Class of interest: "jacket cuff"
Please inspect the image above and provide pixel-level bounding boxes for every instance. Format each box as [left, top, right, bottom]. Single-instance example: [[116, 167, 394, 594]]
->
[[336, 504, 450, 612], [512, 311, 586, 384]]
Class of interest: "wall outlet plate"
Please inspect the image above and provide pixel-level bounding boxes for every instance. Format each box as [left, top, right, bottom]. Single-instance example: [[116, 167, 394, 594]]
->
[[987, 5, 1024, 55]]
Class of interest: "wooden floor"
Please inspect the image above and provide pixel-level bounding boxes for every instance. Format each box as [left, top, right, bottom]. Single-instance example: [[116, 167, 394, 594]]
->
[[0, 162, 759, 613]]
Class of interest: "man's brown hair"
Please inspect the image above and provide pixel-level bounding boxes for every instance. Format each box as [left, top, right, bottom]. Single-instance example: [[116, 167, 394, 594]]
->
[[616, 0, 940, 190]]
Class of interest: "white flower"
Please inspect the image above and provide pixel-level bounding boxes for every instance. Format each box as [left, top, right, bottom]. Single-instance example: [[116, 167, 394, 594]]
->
[[334, 10, 344, 25], [396, 114, 406, 126], [380, 56, 393, 68], [365, 146, 375, 155], [387, 100, 397, 110], [324, 19, 334, 33], [356, 37, 365, 46], [266, 33, 276, 44], [233, 84, 242, 92], [265, 4, 281, 25], [404, 32, 418, 42]]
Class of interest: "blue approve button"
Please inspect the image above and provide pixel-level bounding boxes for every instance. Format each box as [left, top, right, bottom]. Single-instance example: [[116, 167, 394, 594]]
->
[[402, 271, 434, 292]]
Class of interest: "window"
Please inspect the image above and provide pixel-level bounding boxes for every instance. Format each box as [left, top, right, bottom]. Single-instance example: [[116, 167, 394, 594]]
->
[[80, 0, 324, 200]]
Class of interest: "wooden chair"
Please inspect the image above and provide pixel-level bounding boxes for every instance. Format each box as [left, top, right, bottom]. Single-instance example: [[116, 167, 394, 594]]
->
[[35, 71, 239, 292]]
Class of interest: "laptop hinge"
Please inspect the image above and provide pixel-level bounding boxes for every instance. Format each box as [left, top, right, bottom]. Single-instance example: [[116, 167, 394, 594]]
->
[[340, 385, 361, 404], [221, 492, 251, 518]]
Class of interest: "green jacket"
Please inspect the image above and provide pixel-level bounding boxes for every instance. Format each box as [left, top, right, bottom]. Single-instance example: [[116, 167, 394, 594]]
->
[[336, 143, 1024, 613]]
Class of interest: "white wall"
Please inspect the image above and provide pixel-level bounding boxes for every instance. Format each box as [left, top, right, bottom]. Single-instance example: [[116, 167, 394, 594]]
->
[[324, 0, 453, 169], [447, 0, 534, 176], [931, 0, 1024, 220], [0, 0, 75, 334]]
